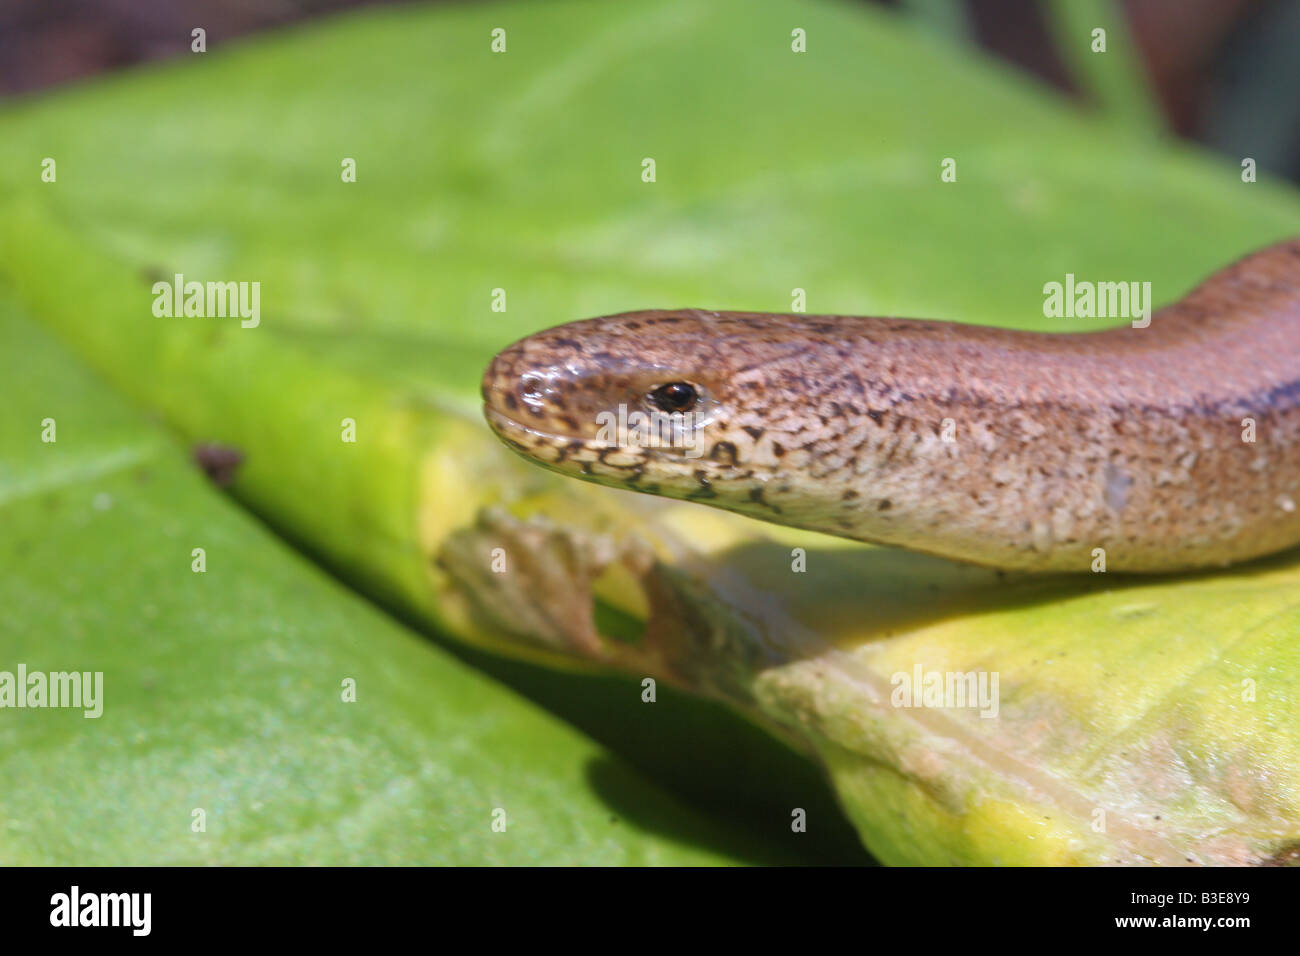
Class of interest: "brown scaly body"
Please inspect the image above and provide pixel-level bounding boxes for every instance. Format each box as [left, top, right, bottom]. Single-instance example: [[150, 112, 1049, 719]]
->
[[482, 240, 1300, 572]]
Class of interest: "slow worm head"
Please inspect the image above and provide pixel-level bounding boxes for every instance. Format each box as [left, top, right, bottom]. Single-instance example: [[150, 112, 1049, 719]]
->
[[482, 240, 1300, 572]]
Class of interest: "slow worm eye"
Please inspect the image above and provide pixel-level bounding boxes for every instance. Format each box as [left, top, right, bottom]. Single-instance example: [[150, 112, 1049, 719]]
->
[[649, 381, 699, 413]]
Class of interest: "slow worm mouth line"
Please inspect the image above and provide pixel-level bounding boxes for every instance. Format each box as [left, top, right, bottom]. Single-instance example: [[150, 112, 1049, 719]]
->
[[482, 403, 569, 442], [483, 403, 612, 452], [483, 404, 692, 468]]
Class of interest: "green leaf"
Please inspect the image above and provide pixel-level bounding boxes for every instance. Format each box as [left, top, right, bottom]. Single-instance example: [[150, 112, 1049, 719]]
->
[[0, 298, 779, 865], [2, 0, 1299, 864]]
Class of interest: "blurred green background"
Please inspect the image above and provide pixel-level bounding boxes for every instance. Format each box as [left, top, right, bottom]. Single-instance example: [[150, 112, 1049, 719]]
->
[[7, 0, 1300, 183]]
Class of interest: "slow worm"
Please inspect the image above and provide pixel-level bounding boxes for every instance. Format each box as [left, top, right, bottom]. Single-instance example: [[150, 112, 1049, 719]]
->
[[482, 240, 1300, 572]]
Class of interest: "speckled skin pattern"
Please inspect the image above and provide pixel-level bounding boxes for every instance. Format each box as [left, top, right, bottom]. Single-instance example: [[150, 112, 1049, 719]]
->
[[482, 240, 1300, 571]]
